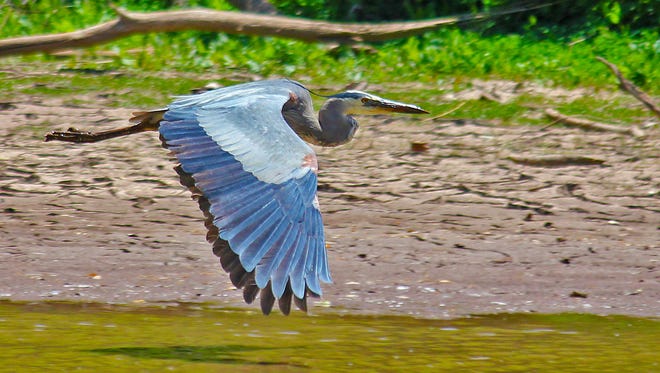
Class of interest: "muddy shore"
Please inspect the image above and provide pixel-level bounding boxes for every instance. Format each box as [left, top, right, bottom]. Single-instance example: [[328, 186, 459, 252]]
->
[[1, 96, 658, 319]]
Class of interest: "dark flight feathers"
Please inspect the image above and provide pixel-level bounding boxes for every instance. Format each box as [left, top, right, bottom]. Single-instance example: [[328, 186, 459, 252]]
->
[[170, 162, 316, 315]]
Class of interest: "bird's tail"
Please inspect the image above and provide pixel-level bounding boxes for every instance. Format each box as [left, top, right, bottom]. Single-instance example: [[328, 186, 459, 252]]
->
[[129, 108, 167, 130], [45, 108, 167, 143]]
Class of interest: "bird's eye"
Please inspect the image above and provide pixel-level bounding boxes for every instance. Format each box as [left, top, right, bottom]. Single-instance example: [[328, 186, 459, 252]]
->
[[361, 97, 369, 104]]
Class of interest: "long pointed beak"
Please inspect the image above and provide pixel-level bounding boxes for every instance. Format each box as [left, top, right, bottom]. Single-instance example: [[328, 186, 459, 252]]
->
[[362, 97, 429, 114]]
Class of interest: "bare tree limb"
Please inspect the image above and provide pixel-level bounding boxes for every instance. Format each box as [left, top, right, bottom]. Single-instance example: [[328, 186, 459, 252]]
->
[[596, 56, 660, 118], [0, 5, 540, 57], [544, 108, 645, 137]]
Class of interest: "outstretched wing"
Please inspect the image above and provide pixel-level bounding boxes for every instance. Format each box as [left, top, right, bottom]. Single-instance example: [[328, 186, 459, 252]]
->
[[159, 80, 331, 314]]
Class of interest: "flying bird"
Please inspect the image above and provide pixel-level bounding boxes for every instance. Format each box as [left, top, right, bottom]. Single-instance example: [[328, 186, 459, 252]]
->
[[45, 79, 427, 315]]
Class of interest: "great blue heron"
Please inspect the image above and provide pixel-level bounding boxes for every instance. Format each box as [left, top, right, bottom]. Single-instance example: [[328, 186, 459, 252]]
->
[[45, 79, 427, 315]]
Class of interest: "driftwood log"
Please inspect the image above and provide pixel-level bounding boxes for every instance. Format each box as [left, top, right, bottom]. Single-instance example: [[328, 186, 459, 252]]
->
[[0, 4, 544, 57], [544, 108, 645, 138], [506, 154, 605, 167]]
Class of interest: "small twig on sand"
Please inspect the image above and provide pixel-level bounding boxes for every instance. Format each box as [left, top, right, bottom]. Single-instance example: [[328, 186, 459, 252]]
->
[[544, 108, 645, 137], [423, 102, 466, 122], [506, 154, 605, 167], [596, 56, 660, 118]]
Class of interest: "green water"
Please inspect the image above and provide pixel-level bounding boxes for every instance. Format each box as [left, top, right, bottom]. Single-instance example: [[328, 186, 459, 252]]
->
[[0, 301, 657, 372]]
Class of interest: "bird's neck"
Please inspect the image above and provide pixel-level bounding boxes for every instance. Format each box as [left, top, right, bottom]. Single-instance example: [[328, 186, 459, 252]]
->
[[316, 99, 358, 147]]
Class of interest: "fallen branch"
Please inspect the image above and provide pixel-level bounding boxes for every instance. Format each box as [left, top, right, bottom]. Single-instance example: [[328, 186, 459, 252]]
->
[[0, 8, 482, 57], [0, 3, 549, 57], [506, 154, 605, 167], [544, 108, 645, 137], [596, 56, 660, 118]]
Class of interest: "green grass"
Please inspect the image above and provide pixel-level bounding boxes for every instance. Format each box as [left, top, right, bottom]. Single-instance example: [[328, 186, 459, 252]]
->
[[557, 94, 653, 122], [0, 63, 651, 129], [0, 67, 239, 108]]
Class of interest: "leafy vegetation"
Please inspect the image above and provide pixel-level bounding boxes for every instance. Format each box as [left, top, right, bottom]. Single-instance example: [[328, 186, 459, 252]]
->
[[0, 0, 657, 95], [271, 0, 658, 31]]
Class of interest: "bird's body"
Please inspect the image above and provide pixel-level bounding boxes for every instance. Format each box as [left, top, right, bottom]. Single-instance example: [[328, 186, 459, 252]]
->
[[45, 79, 427, 314]]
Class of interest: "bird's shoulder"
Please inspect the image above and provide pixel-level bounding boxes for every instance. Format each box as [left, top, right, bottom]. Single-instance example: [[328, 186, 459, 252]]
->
[[168, 79, 309, 111]]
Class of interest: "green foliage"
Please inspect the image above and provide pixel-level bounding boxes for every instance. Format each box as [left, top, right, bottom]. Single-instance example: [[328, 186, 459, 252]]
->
[[0, 1, 657, 93], [267, 0, 657, 33], [270, 0, 484, 21], [479, 0, 658, 37], [0, 0, 235, 37], [603, 1, 623, 25]]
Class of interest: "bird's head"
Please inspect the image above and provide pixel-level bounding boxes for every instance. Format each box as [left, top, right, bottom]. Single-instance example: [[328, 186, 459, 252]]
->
[[329, 91, 428, 115]]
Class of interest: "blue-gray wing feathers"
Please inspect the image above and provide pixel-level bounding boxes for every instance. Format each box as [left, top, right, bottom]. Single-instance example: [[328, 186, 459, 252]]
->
[[159, 80, 331, 314]]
